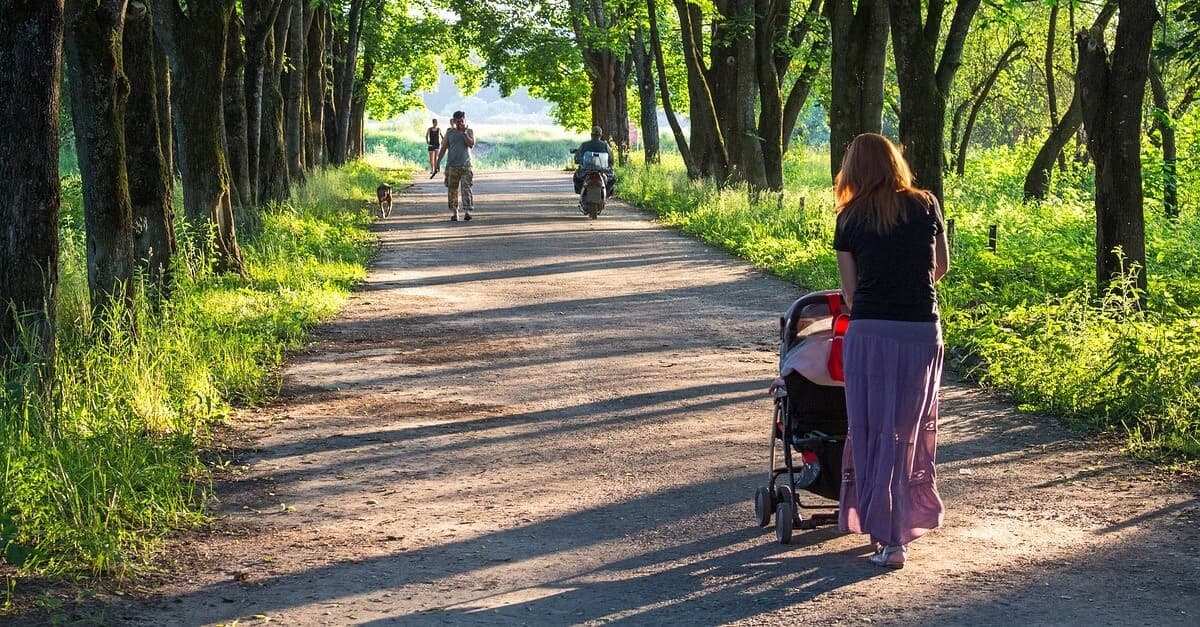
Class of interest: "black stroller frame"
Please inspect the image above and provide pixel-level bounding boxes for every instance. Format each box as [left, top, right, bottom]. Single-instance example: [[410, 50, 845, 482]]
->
[[753, 290, 849, 544]]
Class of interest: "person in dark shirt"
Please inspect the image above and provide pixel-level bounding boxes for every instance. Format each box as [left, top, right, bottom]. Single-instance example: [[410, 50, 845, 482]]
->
[[425, 119, 443, 175], [573, 125, 615, 196], [833, 133, 950, 570]]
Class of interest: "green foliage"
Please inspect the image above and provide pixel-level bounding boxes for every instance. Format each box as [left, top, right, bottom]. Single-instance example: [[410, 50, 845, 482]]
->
[[444, 0, 592, 131], [362, 0, 449, 120], [620, 142, 1200, 465], [0, 160, 392, 576]]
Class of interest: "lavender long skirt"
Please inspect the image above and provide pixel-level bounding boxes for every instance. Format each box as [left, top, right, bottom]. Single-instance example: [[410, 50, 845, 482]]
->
[[838, 319, 945, 547]]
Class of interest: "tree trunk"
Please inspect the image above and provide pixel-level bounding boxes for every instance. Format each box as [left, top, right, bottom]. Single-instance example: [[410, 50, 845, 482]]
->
[[1045, 3, 1065, 170], [758, 0, 823, 189], [0, 0, 63, 369], [326, 15, 342, 164], [955, 39, 1025, 176], [331, 0, 365, 166], [1148, 60, 1178, 219], [888, 0, 981, 203], [243, 0, 285, 205], [1022, 1, 1117, 201], [123, 1, 176, 292], [284, 0, 305, 181], [153, 0, 246, 275], [223, 10, 251, 207], [631, 27, 660, 164], [1078, 0, 1156, 295], [827, 0, 889, 180], [65, 0, 137, 317], [647, 0, 695, 175], [569, 0, 631, 166], [674, 0, 730, 181], [305, 5, 326, 167], [781, 32, 825, 154], [154, 33, 173, 177], [348, 57, 372, 160], [258, 0, 292, 204]]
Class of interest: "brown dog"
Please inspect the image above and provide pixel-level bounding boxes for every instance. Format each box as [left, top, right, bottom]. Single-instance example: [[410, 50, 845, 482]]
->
[[376, 183, 393, 218]]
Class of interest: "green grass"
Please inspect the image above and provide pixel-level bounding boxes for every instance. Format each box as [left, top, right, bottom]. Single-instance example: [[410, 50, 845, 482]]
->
[[619, 144, 1200, 466], [1, 158, 398, 579]]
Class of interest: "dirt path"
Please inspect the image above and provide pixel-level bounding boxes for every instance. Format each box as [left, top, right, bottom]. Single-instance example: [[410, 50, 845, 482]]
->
[[97, 171, 1198, 624]]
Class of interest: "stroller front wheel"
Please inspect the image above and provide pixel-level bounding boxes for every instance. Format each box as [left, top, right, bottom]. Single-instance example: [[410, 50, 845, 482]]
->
[[775, 490, 795, 544]]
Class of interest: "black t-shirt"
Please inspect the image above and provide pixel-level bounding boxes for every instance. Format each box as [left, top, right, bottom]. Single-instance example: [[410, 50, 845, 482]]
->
[[426, 128, 440, 147], [832, 194, 945, 322]]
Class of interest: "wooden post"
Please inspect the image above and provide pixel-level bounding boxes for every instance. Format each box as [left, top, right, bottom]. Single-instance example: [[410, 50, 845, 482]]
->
[[988, 224, 998, 252]]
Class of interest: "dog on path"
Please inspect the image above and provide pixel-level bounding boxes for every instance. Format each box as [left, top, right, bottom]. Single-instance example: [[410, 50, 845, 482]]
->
[[376, 183, 393, 218]]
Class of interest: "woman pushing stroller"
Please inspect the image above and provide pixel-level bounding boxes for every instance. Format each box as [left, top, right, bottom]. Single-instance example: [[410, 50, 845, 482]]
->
[[833, 133, 950, 569]]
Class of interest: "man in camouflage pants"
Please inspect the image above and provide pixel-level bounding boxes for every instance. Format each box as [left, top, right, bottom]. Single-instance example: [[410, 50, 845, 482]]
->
[[435, 110, 475, 221]]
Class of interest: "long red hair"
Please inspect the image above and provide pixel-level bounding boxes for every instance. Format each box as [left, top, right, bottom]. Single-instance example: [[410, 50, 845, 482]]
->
[[834, 133, 932, 234]]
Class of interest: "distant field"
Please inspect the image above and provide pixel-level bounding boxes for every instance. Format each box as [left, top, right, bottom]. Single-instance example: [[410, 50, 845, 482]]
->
[[367, 123, 587, 170]]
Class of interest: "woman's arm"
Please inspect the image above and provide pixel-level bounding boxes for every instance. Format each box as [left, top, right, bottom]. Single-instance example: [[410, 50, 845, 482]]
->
[[933, 231, 949, 283], [837, 251, 857, 308]]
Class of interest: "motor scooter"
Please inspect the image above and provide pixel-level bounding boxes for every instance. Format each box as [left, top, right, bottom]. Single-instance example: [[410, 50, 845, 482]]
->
[[570, 148, 611, 219]]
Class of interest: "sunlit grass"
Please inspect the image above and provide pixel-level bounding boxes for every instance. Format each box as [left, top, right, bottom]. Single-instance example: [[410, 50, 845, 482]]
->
[[619, 144, 1200, 466], [0, 158, 400, 577]]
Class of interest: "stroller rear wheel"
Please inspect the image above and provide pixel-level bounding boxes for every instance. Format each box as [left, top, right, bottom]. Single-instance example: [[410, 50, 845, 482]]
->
[[754, 486, 774, 527]]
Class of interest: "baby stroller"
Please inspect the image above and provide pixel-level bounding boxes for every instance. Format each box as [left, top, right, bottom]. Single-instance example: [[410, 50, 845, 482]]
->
[[753, 289, 850, 544]]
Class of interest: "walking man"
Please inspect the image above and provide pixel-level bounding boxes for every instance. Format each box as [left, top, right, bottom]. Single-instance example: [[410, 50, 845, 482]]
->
[[436, 110, 475, 221]]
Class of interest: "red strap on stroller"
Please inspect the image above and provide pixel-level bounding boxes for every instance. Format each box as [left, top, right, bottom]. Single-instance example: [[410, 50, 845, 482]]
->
[[826, 293, 849, 382]]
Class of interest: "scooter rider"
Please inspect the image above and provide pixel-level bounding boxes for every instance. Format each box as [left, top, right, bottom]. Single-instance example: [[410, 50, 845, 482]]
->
[[573, 125, 616, 197]]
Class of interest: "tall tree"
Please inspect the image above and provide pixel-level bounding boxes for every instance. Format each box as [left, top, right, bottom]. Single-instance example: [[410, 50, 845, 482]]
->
[[331, 0, 366, 165], [0, 0, 63, 369], [888, 0, 982, 202], [630, 25, 661, 164], [284, 0, 306, 181], [154, 34, 172, 176], [1078, 0, 1156, 294], [954, 38, 1025, 175], [124, 0, 176, 291], [756, 0, 827, 189], [153, 0, 246, 274], [647, 0, 695, 175], [243, 0, 286, 204], [674, 0, 730, 180], [709, 0, 767, 187], [223, 10, 252, 207], [1146, 60, 1181, 219], [1044, 2, 1064, 170], [305, 4, 328, 167], [569, 0, 633, 163], [258, 0, 292, 203], [826, 0, 888, 180], [1023, 1, 1117, 200], [64, 0, 137, 316]]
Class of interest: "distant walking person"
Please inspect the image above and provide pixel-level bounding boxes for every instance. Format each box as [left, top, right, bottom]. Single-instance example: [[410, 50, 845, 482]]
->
[[436, 111, 475, 221], [834, 133, 950, 569], [426, 119, 443, 175]]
